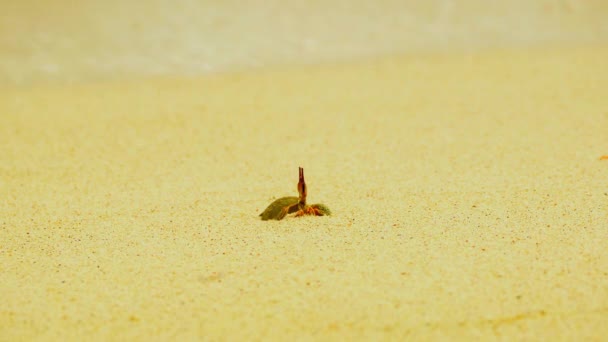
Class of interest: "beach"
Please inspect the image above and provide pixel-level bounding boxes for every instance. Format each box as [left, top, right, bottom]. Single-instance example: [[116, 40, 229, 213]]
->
[[2, 2, 608, 340]]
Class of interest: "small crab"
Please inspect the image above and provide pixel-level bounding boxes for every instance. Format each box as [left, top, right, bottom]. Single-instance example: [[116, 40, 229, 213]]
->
[[259, 167, 331, 220]]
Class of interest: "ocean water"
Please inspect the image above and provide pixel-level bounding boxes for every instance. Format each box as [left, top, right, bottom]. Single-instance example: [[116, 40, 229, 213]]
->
[[1, 0, 607, 86]]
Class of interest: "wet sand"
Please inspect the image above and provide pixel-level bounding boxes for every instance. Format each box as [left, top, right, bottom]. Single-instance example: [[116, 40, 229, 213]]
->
[[2, 44, 608, 340], [3, 0, 608, 85]]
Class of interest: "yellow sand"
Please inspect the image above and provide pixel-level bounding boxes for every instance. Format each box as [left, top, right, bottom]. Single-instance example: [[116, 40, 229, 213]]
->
[[2, 45, 608, 340]]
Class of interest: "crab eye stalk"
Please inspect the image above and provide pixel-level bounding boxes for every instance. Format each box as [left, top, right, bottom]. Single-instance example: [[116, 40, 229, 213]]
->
[[297, 167, 307, 203]]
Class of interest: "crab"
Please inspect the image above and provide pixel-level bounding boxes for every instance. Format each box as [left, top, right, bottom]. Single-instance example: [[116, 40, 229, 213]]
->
[[259, 167, 331, 220]]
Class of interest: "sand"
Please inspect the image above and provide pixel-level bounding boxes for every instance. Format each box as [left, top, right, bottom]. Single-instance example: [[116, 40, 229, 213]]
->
[[1, 43, 608, 340]]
